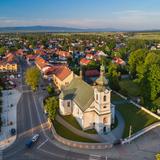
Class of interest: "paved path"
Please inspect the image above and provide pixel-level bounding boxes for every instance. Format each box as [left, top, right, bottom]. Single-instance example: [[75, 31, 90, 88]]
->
[[0, 89, 21, 150], [112, 110, 125, 140], [101, 110, 125, 143], [56, 110, 125, 144]]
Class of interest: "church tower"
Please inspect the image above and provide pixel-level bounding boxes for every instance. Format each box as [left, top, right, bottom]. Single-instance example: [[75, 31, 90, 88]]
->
[[94, 64, 113, 134]]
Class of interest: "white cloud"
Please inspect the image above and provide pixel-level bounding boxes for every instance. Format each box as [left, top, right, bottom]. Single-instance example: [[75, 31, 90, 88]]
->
[[0, 10, 160, 30]]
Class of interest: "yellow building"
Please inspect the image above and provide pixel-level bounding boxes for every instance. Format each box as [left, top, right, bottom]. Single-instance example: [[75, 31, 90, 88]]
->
[[53, 66, 74, 90], [0, 62, 18, 72]]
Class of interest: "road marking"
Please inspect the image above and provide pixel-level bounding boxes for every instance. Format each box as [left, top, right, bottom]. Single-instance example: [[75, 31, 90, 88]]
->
[[38, 147, 65, 159], [37, 138, 49, 149], [27, 94, 34, 134], [89, 155, 101, 160]]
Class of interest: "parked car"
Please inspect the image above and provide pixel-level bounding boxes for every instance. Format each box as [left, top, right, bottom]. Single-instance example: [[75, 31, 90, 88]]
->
[[10, 128, 16, 135], [25, 134, 40, 148], [25, 140, 33, 148], [31, 134, 39, 142]]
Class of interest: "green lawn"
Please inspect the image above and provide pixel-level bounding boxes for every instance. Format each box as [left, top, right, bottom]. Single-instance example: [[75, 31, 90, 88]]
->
[[60, 114, 82, 130], [130, 32, 160, 40], [119, 80, 141, 97], [116, 104, 159, 138], [59, 114, 97, 134], [84, 128, 97, 134], [53, 120, 98, 143]]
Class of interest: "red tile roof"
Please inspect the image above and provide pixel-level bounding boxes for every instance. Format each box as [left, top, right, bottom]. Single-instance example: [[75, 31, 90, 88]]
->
[[26, 54, 37, 60], [54, 65, 72, 81], [80, 58, 91, 66], [35, 56, 48, 69], [113, 57, 126, 65], [85, 69, 100, 77], [56, 51, 71, 58], [34, 49, 46, 55]]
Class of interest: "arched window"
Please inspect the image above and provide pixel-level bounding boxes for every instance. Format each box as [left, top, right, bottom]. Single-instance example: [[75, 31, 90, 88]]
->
[[104, 95, 106, 101], [103, 117, 107, 124], [67, 101, 70, 107], [103, 106, 106, 109]]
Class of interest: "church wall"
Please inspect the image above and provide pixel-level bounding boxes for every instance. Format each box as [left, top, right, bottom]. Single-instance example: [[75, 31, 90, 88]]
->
[[59, 99, 72, 115], [83, 111, 95, 129], [72, 102, 83, 128]]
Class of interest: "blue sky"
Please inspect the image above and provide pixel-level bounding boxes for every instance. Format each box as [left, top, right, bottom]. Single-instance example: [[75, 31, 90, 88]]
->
[[0, 0, 160, 29]]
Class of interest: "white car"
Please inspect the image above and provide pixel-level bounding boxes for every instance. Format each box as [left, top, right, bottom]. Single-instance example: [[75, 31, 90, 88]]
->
[[31, 134, 39, 142]]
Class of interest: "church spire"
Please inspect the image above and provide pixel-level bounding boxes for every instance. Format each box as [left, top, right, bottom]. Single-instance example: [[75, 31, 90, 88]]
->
[[95, 64, 108, 87]]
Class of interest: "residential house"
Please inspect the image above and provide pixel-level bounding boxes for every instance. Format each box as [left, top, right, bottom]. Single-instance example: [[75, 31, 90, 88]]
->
[[53, 65, 74, 90], [112, 57, 126, 66], [0, 53, 18, 72], [80, 58, 91, 66]]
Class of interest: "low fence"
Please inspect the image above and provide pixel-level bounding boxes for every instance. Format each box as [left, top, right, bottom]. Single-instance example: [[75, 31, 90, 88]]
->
[[113, 90, 160, 144], [113, 90, 160, 120], [122, 121, 160, 144], [48, 119, 113, 149]]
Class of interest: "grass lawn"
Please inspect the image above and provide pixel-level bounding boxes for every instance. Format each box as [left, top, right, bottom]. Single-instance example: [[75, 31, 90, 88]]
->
[[53, 120, 98, 143], [84, 128, 97, 134], [59, 114, 97, 134], [119, 80, 141, 97], [60, 114, 82, 130], [116, 104, 159, 138], [130, 32, 160, 40]]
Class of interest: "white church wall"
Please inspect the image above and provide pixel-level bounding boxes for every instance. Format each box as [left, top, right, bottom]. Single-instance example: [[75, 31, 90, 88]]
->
[[72, 102, 83, 128], [59, 99, 72, 115]]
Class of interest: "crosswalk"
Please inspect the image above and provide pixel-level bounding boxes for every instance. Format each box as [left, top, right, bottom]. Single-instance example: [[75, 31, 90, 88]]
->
[[89, 155, 107, 160]]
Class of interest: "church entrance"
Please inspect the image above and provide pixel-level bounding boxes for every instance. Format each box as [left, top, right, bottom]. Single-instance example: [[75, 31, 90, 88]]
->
[[103, 126, 106, 133]]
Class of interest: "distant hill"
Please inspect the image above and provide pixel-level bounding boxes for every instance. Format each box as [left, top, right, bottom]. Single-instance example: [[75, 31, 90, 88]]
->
[[0, 26, 123, 33]]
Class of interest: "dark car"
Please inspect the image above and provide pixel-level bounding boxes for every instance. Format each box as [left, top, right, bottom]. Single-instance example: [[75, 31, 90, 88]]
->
[[10, 128, 16, 135], [25, 140, 33, 148]]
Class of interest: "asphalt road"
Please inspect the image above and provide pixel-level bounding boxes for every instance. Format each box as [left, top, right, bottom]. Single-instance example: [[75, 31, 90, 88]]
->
[[2, 56, 159, 160], [2, 57, 104, 160]]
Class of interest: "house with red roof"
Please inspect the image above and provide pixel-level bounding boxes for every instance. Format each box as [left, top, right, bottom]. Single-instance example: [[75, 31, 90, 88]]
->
[[85, 69, 100, 77], [80, 58, 91, 66], [0, 53, 18, 72], [56, 50, 71, 60], [112, 57, 126, 66], [86, 54, 94, 60], [53, 65, 74, 90], [35, 56, 48, 70]]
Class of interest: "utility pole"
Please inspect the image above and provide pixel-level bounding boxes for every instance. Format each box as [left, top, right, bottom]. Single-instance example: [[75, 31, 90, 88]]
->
[[129, 125, 132, 144]]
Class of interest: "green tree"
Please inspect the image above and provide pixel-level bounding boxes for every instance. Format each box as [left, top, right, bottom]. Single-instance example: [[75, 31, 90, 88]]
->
[[25, 67, 40, 91], [0, 47, 6, 55], [46, 85, 55, 95], [128, 49, 147, 77], [141, 64, 160, 101], [45, 97, 59, 120], [156, 153, 160, 160], [108, 63, 120, 91]]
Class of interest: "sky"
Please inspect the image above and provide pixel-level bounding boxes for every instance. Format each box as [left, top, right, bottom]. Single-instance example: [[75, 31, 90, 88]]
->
[[0, 0, 160, 30]]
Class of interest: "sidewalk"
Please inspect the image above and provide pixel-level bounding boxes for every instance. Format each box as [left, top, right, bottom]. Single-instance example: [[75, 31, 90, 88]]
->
[[0, 89, 21, 150]]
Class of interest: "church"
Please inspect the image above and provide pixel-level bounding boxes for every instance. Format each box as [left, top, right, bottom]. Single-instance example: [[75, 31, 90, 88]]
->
[[59, 65, 115, 134]]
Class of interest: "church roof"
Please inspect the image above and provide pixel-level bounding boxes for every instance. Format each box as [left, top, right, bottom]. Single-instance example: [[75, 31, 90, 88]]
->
[[59, 77, 94, 112]]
